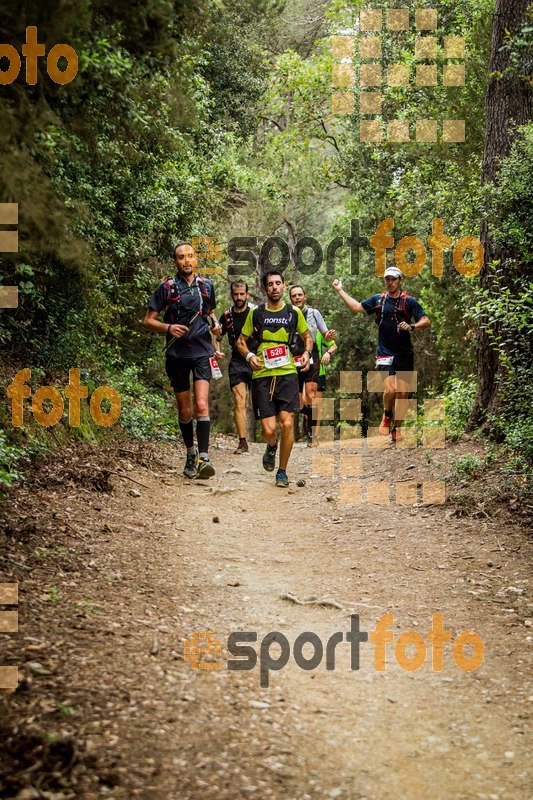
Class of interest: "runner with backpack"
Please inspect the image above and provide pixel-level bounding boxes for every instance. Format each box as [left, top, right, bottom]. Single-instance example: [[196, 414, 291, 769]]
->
[[215, 280, 256, 454], [144, 241, 221, 478], [332, 267, 430, 442], [288, 285, 336, 447], [236, 270, 313, 487]]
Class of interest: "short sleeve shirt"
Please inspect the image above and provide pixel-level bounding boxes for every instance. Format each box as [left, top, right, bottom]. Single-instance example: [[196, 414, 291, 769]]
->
[[241, 304, 308, 378], [361, 293, 426, 356], [149, 274, 216, 359]]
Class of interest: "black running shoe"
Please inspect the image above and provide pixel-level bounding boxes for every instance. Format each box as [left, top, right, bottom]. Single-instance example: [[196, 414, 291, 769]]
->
[[183, 450, 198, 479], [196, 456, 215, 479], [262, 442, 277, 472]]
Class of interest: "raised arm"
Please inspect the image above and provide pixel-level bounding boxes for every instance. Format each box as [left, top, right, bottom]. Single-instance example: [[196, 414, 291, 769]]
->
[[332, 279, 365, 314]]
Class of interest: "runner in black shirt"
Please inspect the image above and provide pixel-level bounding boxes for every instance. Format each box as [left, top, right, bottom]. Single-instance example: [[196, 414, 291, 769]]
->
[[144, 242, 221, 478], [333, 267, 430, 442], [215, 281, 256, 454]]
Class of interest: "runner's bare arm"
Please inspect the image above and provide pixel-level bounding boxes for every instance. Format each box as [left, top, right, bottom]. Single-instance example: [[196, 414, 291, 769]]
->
[[302, 331, 313, 352], [397, 315, 431, 332], [236, 332, 261, 371], [208, 310, 222, 336], [332, 279, 364, 313], [298, 331, 314, 371], [143, 309, 189, 338], [212, 330, 225, 359], [321, 340, 337, 364]]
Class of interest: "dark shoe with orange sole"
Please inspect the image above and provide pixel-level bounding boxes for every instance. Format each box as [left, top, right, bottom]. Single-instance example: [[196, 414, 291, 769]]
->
[[391, 427, 402, 444], [379, 412, 394, 435]]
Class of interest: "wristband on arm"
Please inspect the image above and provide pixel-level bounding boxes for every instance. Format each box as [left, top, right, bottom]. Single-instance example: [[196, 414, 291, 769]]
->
[[245, 351, 255, 362]]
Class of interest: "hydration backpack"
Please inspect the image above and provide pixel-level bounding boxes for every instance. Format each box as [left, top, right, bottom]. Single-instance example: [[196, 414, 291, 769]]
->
[[375, 292, 410, 326], [163, 275, 211, 325], [252, 303, 299, 353]]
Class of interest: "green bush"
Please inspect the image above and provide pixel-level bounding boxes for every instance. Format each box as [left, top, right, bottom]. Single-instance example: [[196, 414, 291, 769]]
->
[[498, 413, 533, 465], [454, 453, 484, 478], [444, 376, 477, 441], [108, 364, 180, 440], [0, 430, 25, 497]]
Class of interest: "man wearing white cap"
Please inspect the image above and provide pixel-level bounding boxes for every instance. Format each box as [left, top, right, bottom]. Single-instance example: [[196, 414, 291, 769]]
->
[[332, 267, 430, 442]]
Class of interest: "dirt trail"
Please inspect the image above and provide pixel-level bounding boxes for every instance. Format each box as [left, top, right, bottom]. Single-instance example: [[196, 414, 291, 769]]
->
[[1, 437, 531, 799]]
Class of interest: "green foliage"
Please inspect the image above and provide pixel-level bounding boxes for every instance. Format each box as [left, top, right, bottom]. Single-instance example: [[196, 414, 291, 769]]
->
[[0, 0, 267, 368], [502, 416, 533, 464], [500, 7, 533, 79], [109, 364, 180, 440], [0, 430, 25, 496], [454, 453, 484, 478], [43, 586, 62, 603], [444, 376, 477, 441], [470, 126, 533, 462], [486, 123, 533, 267]]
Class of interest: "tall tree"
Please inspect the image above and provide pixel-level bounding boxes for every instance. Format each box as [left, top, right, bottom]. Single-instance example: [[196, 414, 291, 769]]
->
[[470, 0, 531, 428]]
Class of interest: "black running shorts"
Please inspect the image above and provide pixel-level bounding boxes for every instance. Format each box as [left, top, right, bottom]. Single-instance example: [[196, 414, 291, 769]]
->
[[228, 358, 252, 389], [166, 356, 212, 393], [297, 357, 320, 392], [376, 352, 414, 376], [251, 373, 300, 419]]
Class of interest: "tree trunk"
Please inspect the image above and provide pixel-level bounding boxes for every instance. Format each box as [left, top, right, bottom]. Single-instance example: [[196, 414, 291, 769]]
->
[[469, 0, 530, 428], [285, 216, 298, 267]]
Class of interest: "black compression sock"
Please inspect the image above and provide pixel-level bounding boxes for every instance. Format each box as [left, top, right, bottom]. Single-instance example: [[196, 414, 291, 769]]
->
[[179, 418, 194, 449], [301, 405, 309, 436], [196, 417, 210, 454]]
